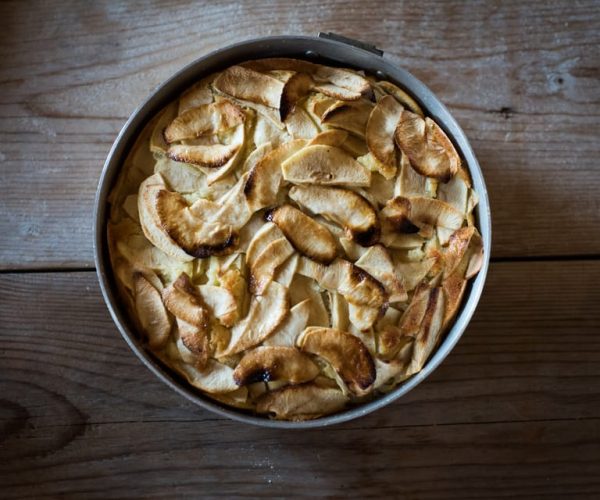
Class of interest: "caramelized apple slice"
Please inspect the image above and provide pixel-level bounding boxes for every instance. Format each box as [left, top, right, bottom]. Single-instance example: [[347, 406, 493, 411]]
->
[[256, 382, 348, 420], [289, 185, 380, 246], [297, 326, 376, 396], [233, 346, 319, 386], [164, 100, 245, 143], [267, 204, 337, 264], [394, 111, 460, 182]]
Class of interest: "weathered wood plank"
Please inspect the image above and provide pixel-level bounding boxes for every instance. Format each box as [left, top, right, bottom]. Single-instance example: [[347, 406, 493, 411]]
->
[[0, 0, 598, 268], [1, 260, 598, 497]]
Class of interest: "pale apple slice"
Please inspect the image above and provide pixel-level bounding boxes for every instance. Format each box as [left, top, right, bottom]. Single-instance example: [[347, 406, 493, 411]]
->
[[284, 105, 320, 139], [380, 232, 424, 250], [288, 275, 329, 327], [242, 142, 273, 174], [267, 204, 337, 264], [150, 103, 177, 155], [308, 129, 348, 147], [341, 134, 369, 157], [217, 266, 247, 325], [179, 74, 215, 114], [254, 113, 290, 146], [377, 80, 424, 116], [282, 144, 371, 187], [313, 83, 362, 100], [297, 327, 376, 396], [394, 151, 429, 197], [273, 253, 300, 287], [133, 272, 171, 349], [437, 170, 470, 214], [366, 95, 404, 168], [465, 229, 484, 279], [348, 303, 380, 331], [213, 65, 285, 108], [245, 222, 285, 268], [306, 94, 338, 121], [329, 291, 349, 331], [221, 281, 289, 356], [204, 123, 246, 185], [167, 142, 240, 168], [321, 99, 374, 138], [263, 299, 311, 347], [249, 237, 295, 295], [176, 318, 210, 369], [110, 218, 192, 283], [297, 257, 386, 310], [355, 245, 407, 302], [177, 359, 239, 394], [373, 358, 410, 390], [138, 173, 194, 262], [244, 139, 307, 211], [175, 332, 206, 369], [339, 236, 368, 261], [394, 111, 460, 182], [288, 185, 380, 246], [154, 157, 207, 194], [356, 151, 397, 181], [394, 256, 438, 292], [162, 273, 208, 329], [256, 383, 348, 420], [197, 284, 238, 327], [164, 100, 245, 143], [369, 172, 395, 206], [233, 346, 319, 386]]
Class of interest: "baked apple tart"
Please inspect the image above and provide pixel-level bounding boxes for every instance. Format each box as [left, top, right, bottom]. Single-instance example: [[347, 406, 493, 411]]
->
[[107, 58, 483, 421]]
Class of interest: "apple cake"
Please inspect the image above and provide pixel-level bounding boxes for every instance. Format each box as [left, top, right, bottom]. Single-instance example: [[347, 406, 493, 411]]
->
[[107, 58, 484, 421]]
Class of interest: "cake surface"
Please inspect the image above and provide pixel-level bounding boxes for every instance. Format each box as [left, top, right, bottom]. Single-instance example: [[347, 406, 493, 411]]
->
[[107, 58, 484, 421]]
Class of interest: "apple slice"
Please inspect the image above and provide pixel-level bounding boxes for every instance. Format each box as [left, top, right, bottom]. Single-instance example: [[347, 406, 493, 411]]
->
[[267, 204, 337, 264], [289, 185, 380, 246], [297, 327, 376, 396], [282, 145, 371, 187], [395, 110, 460, 182], [233, 346, 319, 386]]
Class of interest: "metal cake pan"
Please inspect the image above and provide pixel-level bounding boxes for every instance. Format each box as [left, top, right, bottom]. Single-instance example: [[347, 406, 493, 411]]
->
[[94, 33, 492, 428]]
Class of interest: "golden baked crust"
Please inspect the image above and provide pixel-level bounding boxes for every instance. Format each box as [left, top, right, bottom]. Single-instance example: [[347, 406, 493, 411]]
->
[[107, 58, 483, 421]]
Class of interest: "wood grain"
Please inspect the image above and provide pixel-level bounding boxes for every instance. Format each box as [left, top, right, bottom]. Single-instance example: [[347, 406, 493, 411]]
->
[[1, 261, 599, 497], [0, 0, 599, 268]]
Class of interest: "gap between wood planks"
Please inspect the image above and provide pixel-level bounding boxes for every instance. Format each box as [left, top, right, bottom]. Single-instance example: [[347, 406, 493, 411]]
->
[[1, 254, 599, 274], [17, 415, 600, 431]]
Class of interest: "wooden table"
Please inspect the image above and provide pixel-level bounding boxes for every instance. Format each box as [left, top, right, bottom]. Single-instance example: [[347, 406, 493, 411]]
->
[[1, 1, 599, 497]]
